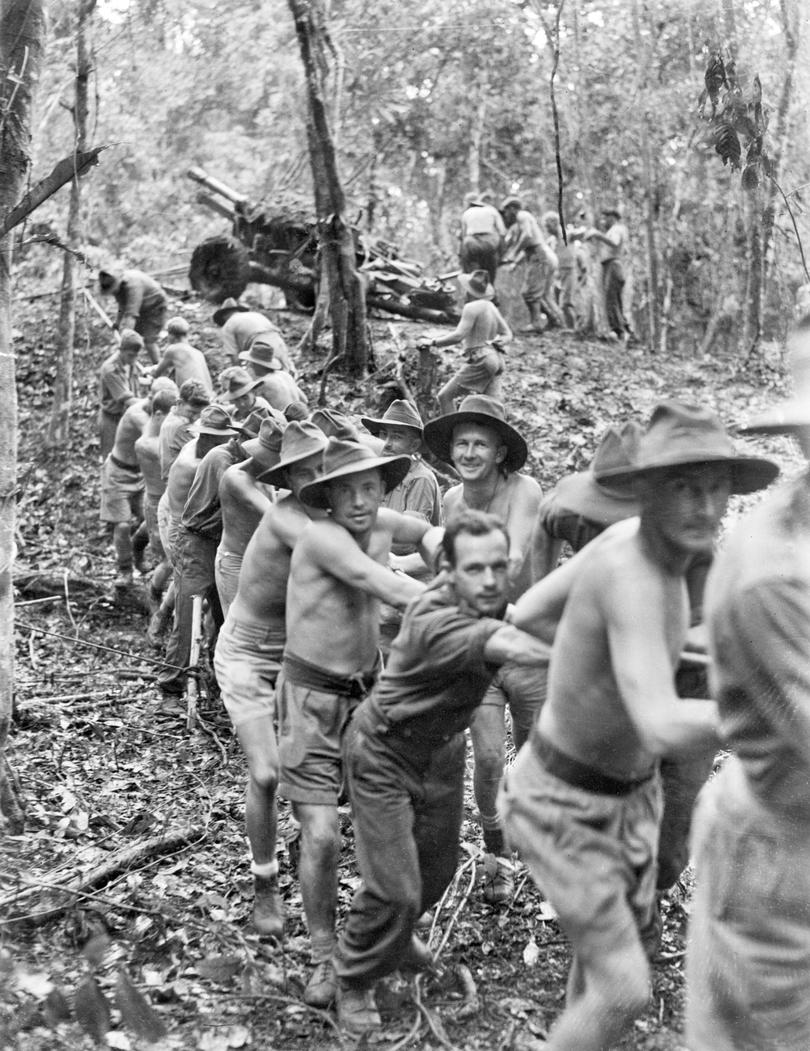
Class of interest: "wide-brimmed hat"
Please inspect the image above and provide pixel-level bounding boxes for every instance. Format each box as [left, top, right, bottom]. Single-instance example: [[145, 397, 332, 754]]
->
[[242, 417, 285, 472], [738, 332, 810, 436], [738, 397, 810, 436], [239, 340, 283, 371], [463, 191, 483, 207], [213, 297, 250, 326], [360, 400, 424, 437], [258, 420, 328, 487], [423, 394, 528, 472], [311, 407, 357, 439], [221, 367, 263, 402], [501, 195, 522, 211], [605, 401, 779, 495], [552, 422, 642, 524], [299, 438, 411, 509], [235, 405, 272, 439], [191, 404, 240, 437], [458, 270, 495, 301]]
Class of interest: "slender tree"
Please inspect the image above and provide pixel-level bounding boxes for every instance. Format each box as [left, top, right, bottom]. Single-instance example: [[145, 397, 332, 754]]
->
[[0, 0, 47, 831], [287, 0, 369, 376], [47, 0, 96, 448]]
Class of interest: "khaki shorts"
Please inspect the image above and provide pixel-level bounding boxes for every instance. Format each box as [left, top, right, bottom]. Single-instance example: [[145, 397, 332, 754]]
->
[[214, 549, 242, 620], [99, 457, 144, 523], [144, 494, 165, 560], [499, 742, 661, 955], [276, 674, 358, 806], [686, 759, 810, 1051], [213, 613, 284, 728]]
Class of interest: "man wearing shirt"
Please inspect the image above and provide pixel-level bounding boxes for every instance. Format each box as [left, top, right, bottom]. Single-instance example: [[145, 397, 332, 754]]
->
[[333, 510, 550, 1035]]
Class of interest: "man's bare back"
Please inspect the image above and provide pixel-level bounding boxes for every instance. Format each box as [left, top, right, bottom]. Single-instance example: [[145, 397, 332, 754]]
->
[[112, 400, 148, 464], [536, 523, 689, 780], [218, 462, 274, 558], [230, 495, 317, 630]]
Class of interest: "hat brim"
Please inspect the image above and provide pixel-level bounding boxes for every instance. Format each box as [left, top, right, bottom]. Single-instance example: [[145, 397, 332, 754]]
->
[[737, 397, 810, 436], [223, 379, 263, 402], [258, 443, 328, 487], [242, 437, 281, 471], [553, 472, 640, 524], [193, 424, 240, 437], [423, 411, 528, 473], [603, 452, 779, 496], [238, 350, 282, 371], [457, 273, 495, 300], [360, 415, 423, 437], [299, 454, 412, 509], [213, 303, 250, 325]]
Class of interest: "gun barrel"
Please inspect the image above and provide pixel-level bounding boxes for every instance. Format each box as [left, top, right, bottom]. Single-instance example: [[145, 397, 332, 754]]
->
[[186, 167, 248, 207]]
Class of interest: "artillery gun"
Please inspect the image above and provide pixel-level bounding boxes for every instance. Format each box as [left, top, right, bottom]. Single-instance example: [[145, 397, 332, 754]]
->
[[187, 167, 459, 324]]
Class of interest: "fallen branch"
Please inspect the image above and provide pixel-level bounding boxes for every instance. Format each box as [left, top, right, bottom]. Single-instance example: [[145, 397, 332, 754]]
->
[[0, 146, 108, 237], [0, 825, 204, 926]]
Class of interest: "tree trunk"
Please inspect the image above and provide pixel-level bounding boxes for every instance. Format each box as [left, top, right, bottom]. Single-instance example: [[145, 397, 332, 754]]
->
[[631, 0, 660, 350], [0, 0, 48, 832], [742, 182, 763, 359], [287, 0, 369, 376], [47, 0, 96, 448], [762, 0, 797, 300], [467, 92, 486, 194]]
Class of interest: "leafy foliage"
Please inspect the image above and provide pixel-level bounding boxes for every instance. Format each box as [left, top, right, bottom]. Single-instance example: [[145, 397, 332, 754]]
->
[[699, 52, 770, 186]]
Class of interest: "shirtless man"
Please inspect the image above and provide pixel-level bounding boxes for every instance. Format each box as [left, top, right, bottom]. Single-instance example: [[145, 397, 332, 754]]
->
[[100, 387, 151, 587], [277, 436, 443, 1006], [423, 271, 512, 414], [214, 419, 281, 616], [150, 316, 213, 392], [239, 343, 307, 414], [423, 394, 542, 903], [158, 378, 211, 480], [213, 420, 328, 938], [213, 297, 295, 374], [134, 382, 179, 610], [151, 406, 241, 646], [359, 400, 443, 653], [500, 401, 777, 1051]]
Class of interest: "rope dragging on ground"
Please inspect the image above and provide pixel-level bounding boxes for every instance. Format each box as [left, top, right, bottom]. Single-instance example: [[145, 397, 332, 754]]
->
[[15, 619, 185, 673]]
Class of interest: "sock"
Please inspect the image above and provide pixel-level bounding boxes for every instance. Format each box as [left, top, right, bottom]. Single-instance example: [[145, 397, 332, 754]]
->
[[481, 812, 505, 857], [311, 934, 336, 964], [251, 859, 278, 879]]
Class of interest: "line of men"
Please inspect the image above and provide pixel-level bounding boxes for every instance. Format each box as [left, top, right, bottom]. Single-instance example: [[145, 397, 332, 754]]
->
[[98, 298, 810, 1047], [459, 190, 632, 339]]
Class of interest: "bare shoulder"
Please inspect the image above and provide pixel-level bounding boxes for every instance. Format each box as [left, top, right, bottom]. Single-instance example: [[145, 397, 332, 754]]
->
[[267, 496, 312, 542], [443, 484, 463, 515], [509, 472, 542, 497], [583, 524, 669, 606]]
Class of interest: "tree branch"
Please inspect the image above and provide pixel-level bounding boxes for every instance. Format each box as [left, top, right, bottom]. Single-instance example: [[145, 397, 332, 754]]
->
[[0, 145, 107, 238]]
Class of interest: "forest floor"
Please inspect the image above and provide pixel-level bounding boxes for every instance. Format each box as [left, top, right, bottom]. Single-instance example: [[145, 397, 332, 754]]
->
[[1, 276, 803, 1051]]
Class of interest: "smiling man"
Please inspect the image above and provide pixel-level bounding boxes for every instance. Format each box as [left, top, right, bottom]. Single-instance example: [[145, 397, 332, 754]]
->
[[276, 436, 443, 1008], [333, 510, 550, 1034], [500, 401, 778, 1051], [424, 394, 542, 904]]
